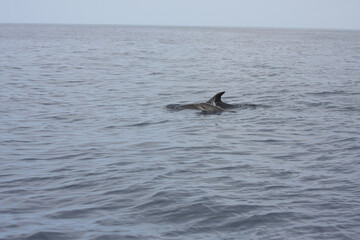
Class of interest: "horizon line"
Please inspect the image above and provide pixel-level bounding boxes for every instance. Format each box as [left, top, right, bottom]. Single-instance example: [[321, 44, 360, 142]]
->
[[1, 22, 360, 32]]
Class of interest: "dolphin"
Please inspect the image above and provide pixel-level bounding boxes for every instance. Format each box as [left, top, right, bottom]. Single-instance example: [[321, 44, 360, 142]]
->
[[166, 91, 266, 113], [205, 91, 261, 109], [166, 91, 235, 113]]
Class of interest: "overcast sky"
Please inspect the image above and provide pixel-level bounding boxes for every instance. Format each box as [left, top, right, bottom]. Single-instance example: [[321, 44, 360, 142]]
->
[[1, 0, 360, 30]]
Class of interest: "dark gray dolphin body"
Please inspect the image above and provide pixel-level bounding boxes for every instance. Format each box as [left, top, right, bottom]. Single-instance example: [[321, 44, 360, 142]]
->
[[166, 91, 234, 113], [193, 103, 226, 113], [166, 91, 266, 113], [205, 91, 261, 109]]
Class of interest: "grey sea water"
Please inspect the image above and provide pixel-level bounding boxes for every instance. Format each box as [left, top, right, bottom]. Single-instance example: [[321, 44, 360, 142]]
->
[[0, 24, 360, 240]]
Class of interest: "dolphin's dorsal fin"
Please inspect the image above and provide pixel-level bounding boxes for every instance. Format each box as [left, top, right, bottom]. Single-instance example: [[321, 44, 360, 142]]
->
[[206, 91, 225, 105]]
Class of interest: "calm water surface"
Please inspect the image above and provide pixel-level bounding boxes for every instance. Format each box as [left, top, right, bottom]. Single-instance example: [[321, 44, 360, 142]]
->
[[0, 24, 360, 240]]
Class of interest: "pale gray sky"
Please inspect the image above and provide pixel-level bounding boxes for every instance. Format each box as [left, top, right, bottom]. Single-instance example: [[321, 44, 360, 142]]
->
[[1, 0, 360, 30]]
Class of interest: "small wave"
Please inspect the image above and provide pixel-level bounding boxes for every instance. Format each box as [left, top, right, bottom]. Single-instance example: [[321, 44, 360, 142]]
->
[[212, 164, 252, 171], [47, 209, 92, 219], [10, 66, 23, 70], [22, 231, 78, 240], [149, 72, 163, 75], [49, 152, 90, 161], [50, 182, 93, 191], [2, 139, 33, 144], [40, 102, 61, 106], [220, 211, 300, 230], [126, 120, 169, 127], [91, 234, 142, 240], [264, 185, 291, 190], [156, 202, 216, 224], [235, 103, 270, 109], [65, 80, 85, 84], [46, 116, 68, 121], [18, 152, 91, 161], [336, 106, 359, 112], [307, 91, 346, 96], [304, 102, 323, 107]]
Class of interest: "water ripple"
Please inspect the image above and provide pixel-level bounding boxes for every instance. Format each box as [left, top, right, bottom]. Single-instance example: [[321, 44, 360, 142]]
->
[[1, 24, 360, 240]]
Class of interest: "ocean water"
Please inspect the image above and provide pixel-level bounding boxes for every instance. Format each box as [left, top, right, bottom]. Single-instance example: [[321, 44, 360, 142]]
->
[[0, 24, 360, 240]]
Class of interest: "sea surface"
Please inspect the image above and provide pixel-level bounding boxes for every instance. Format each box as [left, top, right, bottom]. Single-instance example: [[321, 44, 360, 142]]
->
[[0, 24, 360, 240]]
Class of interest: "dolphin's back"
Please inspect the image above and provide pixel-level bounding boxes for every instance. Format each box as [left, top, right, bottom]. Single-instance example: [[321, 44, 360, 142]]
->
[[194, 103, 225, 113]]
